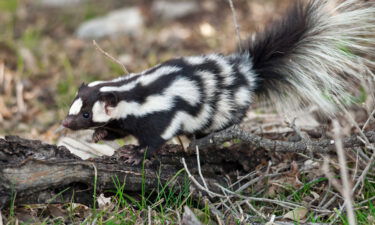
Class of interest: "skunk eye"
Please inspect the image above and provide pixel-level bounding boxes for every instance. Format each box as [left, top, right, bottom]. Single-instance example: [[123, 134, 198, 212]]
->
[[82, 112, 90, 119]]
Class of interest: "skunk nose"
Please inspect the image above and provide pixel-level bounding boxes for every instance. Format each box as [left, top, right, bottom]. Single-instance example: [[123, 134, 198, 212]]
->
[[62, 117, 73, 128]]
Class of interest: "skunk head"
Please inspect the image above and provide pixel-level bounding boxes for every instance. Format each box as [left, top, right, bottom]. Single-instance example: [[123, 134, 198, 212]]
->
[[62, 83, 119, 130]]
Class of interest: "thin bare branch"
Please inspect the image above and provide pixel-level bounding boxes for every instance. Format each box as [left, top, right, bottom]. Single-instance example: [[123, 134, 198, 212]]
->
[[227, 0, 243, 51], [92, 40, 129, 74], [332, 120, 356, 225]]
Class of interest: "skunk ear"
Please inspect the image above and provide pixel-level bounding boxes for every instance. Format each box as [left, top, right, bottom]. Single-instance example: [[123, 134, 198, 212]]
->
[[79, 82, 87, 90], [99, 92, 118, 107]]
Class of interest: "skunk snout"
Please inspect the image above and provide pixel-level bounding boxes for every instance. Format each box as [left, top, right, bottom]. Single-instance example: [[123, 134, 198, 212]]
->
[[62, 117, 74, 129]]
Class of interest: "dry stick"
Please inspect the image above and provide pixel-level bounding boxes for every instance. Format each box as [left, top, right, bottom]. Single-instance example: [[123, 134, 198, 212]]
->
[[236, 173, 283, 193], [190, 125, 375, 154], [352, 147, 360, 183], [243, 200, 267, 220], [352, 150, 375, 193], [318, 182, 335, 209], [286, 117, 314, 158], [181, 158, 226, 198], [214, 184, 327, 211], [215, 214, 223, 225], [228, 170, 258, 189], [227, 0, 243, 51], [357, 195, 375, 206], [182, 151, 330, 222], [322, 158, 343, 191], [236, 202, 245, 222], [332, 120, 356, 225], [195, 146, 211, 196], [329, 107, 375, 224], [16, 80, 26, 114], [361, 108, 375, 132], [0, 62, 4, 90], [92, 40, 129, 74], [334, 96, 371, 147], [148, 206, 152, 225]]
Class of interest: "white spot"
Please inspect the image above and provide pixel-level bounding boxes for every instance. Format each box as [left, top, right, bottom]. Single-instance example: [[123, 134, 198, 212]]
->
[[235, 87, 251, 106], [92, 101, 112, 122], [69, 98, 83, 115]]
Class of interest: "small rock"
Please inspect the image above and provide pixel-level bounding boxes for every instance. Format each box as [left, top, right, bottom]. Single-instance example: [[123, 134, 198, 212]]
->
[[152, 0, 200, 20], [158, 25, 191, 45], [76, 7, 144, 39]]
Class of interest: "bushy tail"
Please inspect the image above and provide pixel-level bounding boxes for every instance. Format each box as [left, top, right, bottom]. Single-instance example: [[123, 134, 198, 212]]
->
[[243, 0, 375, 115]]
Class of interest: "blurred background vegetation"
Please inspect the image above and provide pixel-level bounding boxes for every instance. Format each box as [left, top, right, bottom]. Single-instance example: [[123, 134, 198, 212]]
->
[[1, 1, 375, 224], [0, 0, 292, 143]]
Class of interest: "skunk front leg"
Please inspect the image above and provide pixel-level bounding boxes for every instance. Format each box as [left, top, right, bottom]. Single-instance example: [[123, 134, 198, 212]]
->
[[92, 128, 128, 143], [119, 135, 167, 165]]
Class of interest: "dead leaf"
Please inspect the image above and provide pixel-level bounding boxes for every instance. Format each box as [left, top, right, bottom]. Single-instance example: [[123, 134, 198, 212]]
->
[[97, 193, 112, 210], [282, 207, 308, 221], [47, 204, 66, 218], [311, 191, 320, 201]]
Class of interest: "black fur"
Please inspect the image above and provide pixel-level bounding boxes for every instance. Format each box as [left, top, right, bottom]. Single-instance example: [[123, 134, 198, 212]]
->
[[244, 1, 314, 98]]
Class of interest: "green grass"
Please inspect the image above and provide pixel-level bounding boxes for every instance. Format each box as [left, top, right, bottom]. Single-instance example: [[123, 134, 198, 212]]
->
[[0, 0, 18, 13]]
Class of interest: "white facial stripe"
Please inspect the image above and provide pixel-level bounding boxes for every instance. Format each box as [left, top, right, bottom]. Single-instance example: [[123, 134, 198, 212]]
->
[[69, 98, 83, 115], [92, 101, 112, 122]]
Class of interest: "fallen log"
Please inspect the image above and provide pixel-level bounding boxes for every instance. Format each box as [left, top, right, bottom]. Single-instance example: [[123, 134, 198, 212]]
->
[[1, 127, 373, 208], [0, 135, 265, 208]]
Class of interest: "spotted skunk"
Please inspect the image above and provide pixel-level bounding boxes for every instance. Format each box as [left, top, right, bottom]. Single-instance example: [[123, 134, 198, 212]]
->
[[62, 0, 375, 164]]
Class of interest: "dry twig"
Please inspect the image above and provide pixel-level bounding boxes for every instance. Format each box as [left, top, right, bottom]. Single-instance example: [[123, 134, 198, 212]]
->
[[92, 40, 129, 74], [227, 0, 242, 51], [332, 120, 356, 225]]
